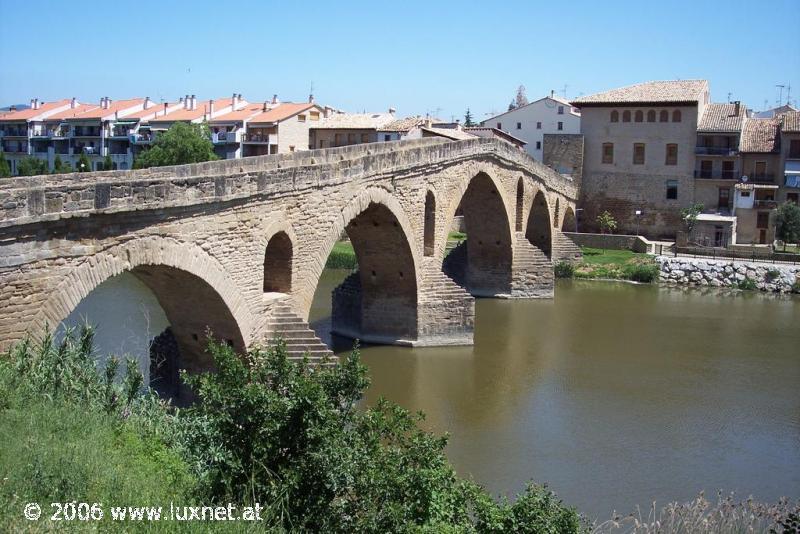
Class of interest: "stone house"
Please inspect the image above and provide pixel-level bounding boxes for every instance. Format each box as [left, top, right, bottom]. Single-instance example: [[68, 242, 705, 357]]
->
[[241, 99, 325, 155], [572, 80, 709, 237]]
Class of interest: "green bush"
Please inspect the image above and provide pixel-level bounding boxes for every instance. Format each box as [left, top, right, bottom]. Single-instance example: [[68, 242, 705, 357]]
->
[[325, 249, 358, 269], [737, 277, 757, 291], [792, 281, 800, 294], [765, 268, 781, 281], [554, 261, 575, 279], [623, 263, 659, 283]]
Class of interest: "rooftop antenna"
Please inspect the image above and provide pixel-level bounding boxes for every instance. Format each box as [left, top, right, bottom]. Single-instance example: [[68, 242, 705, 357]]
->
[[562, 84, 568, 99], [776, 84, 785, 106], [727, 92, 732, 103]]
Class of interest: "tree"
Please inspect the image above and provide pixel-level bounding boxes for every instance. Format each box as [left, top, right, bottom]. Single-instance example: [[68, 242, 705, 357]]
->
[[52, 154, 72, 174], [464, 108, 475, 127], [775, 201, 800, 251], [515, 85, 529, 108], [17, 156, 48, 176], [133, 122, 218, 169], [680, 202, 704, 235], [0, 152, 10, 177], [77, 153, 91, 172], [597, 210, 618, 234], [102, 155, 113, 171]]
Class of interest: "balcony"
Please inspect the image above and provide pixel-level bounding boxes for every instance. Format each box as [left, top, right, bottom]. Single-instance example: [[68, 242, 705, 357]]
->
[[1, 130, 27, 137], [754, 199, 778, 209], [72, 129, 101, 137], [694, 146, 738, 156], [30, 130, 53, 138], [52, 129, 70, 138], [747, 173, 775, 184], [212, 131, 239, 144], [694, 169, 738, 180], [130, 133, 153, 144], [243, 133, 276, 144]]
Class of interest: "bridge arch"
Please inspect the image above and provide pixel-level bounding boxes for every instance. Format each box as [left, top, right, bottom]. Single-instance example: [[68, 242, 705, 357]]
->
[[562, 206, 577, 232], [36, 237, 252, 401], [304, 187, 420, 344], [442, 169, 515, 296], [423, 189, 436, 256], [263, 230, 294, 293], [526, 189, 552, 258]]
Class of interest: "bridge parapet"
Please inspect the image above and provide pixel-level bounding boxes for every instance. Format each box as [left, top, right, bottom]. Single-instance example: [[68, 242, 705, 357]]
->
[[0, 138, 576, 228]]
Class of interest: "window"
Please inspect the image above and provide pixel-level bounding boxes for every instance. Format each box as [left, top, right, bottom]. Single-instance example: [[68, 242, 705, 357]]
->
[[790, 139, 800, 158], [787, 192, 798, 204], [347, 133, 356, 144], [360, 133, 369, 143], [536, 121, 542, 129], [536, 141, 541, 150], [672, 110, 682, 122], [297, 114, 306, 122], [610, 110, 619, 122], [722, 160, 735, 179], [754, 161, 766, 179], [497, 122, 502, 129], [622, 110, 631, 122], [700, 159, 712, 178], [647, 110, 656, 122], [310, 111, 320, 121], [666, 180, 678, 199], [557, 121, 563, 130], [756, 212, 770, 229], [384, 134, 391, 141], [665, 143, 678, 165], [660, 110, 669, 122], [334, 133, 343, 146], [633, 143, 645, 165], [558, 106, 564, 114], [635, 110, 643, 122], [289, 146, 295, 152], [602, 142, 614, 164], [517, 122, 522, 130]]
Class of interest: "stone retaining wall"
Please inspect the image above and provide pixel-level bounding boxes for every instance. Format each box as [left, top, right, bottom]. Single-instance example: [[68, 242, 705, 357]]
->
[[656, 256, 800, 293], [564, 232, 654, 253]]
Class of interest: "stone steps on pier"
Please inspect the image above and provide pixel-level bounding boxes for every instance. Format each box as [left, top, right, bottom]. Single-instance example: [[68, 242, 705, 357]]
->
[[419, 257, 475, 304], [511, 232, 554, 298], [265, 302, 335, 364], [551, 230, 583, 263]]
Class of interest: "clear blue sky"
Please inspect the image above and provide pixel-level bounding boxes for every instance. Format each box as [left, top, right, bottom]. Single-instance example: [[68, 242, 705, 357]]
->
[[1, 0, 798, 121]]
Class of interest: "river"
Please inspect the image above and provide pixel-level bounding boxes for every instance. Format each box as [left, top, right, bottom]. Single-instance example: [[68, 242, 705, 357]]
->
[[310, 270, 800, 519]]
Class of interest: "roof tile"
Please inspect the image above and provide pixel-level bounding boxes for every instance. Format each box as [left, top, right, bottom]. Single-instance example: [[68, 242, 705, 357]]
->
[[739, 118, 780, 153], [697, 103, 747, 132], [572, 80, 708, 105]]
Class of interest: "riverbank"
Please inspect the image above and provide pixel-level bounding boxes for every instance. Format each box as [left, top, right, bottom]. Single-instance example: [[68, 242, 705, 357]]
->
[[556, 247, 659, 282], [657, 255, 800, 293]]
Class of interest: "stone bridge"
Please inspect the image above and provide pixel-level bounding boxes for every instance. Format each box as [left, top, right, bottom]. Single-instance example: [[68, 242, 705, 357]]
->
[[0, 137, 579, 381]]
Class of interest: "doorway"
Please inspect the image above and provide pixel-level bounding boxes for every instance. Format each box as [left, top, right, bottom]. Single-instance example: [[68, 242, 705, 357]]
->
[[718, 187, 730, 211]]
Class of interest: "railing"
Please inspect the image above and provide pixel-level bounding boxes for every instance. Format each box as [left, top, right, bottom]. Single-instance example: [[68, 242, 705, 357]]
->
[[694, 170, 738, 179], [130, 134, 152, 144], [242, 133, 275, 143], [1, 130, 27, 137], [694, 146, 738, 156], [30, 130, 53, 138], [748, 173, 775, 183], [674, 244, 800, 265], [52, 129, 70, 138], [73, 130, 101, 137], [212, 132, 238, 143], [754, 199, 778, 209]]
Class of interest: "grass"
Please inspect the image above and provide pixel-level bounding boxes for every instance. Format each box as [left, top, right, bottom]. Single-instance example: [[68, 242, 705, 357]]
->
[[565, 247, 660, 283], [325, 240, 357, 270]]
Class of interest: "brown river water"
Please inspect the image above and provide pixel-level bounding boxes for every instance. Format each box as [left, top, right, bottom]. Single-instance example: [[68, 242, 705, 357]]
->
[[309, 271, 800, 519]]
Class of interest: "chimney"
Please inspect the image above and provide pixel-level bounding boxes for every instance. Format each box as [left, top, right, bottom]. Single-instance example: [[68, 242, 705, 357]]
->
[[191, 95, 197, 110], [271, 94, 279, 105], [70, 97, 77, 109], [209, 99, 215, 115], [30, 98, 36, 109], [388, 107, 396, 115], [144, 96, 152, 109], [309, 93, 315, 103], [163, 102, 168, 116], [455, 119, 462, 130], [263, 101, 268, 112], [550, 89, 555, 98], [184, 95, 189, 109], [733, 100, 741, 116], [10, 105, 16, 112]]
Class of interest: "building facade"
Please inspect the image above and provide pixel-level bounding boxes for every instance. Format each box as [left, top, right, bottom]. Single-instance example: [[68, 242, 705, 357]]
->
[[480, 94, 581, 161]]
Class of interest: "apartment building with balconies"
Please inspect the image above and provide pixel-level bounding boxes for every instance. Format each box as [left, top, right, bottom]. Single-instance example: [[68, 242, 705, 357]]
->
[[241, 98, 324, 156], [780, 111, 800, 204], [208, 101, 264, 160], [0, 98, 74, 174]]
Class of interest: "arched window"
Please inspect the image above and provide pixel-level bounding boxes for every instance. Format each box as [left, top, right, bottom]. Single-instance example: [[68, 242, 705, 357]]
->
[[263, 231, 293, 293], [515, 178, 524, 232], [622, 110, 631, 122], [610, 110, 619, 123], [635, 110, 643, 122], [672, 110, 682, 122], [423, 191, 436, 256], [647, 110, 656, 122], [659, 110, 669, 122]]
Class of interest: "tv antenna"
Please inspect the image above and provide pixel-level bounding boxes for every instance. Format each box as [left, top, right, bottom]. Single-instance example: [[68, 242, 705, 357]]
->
[[727, 92, 732, 103], [562, 84, 568, 98], [776, 84, 786, 106]]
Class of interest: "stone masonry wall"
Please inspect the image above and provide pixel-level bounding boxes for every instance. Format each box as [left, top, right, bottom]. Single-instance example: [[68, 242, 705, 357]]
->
[[656, 256, 800, 293], [0, 138, 577, 354]]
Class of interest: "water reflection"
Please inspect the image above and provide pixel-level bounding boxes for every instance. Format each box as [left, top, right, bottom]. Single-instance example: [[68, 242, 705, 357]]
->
[[310, 271, 800, 519]]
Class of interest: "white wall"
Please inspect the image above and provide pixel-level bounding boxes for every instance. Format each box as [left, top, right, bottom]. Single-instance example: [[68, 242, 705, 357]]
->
[[59, 272, 170, 385], [481, 97, 581, 160]]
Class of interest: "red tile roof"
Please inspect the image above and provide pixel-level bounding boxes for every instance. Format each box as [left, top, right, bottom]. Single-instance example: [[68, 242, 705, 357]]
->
[[149, 98, 234, 123], [46, 103, 101, 120], [67, 98, 148, 120], [210, 102, 265, 123], [0, 99, 72, 121], [124, 102, 181, 120], [248, 102, 317, 124], [740, 118, 780, 153]]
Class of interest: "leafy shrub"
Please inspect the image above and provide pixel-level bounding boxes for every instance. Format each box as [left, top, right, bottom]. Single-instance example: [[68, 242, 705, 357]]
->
[[737, 277, 757, 291], [792, 281, 800, 294], [623, 263, 659, 283], [766, 268, 781, 282], [325, 249, 358, 269], [554, 261, 575, 278]]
